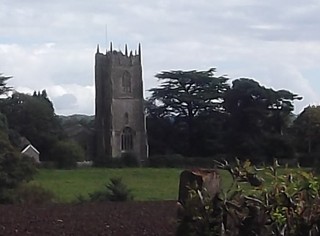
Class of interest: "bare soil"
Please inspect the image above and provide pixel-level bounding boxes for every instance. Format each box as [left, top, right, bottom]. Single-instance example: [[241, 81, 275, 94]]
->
[[0, 201, 177, 236]]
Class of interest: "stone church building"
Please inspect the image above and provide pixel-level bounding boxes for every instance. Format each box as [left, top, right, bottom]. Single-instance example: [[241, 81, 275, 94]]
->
[[94, 43, 148, 164]]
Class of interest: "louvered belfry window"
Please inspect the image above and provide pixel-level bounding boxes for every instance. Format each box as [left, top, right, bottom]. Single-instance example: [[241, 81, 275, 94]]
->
[[121, 127, 133, 151], [122, 71, 131, 93]]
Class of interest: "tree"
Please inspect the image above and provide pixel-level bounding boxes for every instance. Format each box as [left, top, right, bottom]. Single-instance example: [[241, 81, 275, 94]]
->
[[224, 78, 301, 162], [291, 106, 320, 154], [224, 78, 300, 135], [0, 111, 36, 203], [149, 68, 229, 118], [148, 68, 229, 156], [0, 74, 12, 95], [50, 140, 85, 169], [0, 153, 37, 203], [0, 91, 62, 160], [0, 74, 37, 202]]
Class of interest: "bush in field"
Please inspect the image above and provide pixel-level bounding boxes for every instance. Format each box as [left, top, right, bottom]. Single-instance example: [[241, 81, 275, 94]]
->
[[121, 152, 140, 167], [0, 153, 37, 203], [177, 159, 320, 236], [102, 157, 126, 168], [50, 140, 85, 169], [98, 153, 139, 168], [13, 184, 56, 204], [89, 177, 134, 202]]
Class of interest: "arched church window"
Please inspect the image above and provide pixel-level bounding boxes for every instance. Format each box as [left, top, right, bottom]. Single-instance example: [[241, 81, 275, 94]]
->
[[124, 112, 129, 125], [121, 127, 134, 151], [122, 71, 131, 93]]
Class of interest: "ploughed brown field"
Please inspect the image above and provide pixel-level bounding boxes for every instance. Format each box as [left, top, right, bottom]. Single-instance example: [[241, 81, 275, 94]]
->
[[0, 201, 177, 236]]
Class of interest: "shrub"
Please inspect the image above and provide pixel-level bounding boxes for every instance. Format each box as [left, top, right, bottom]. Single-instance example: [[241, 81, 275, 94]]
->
[[176, 182, 223, 236], [121, 152, 140, 167], [75, 194, 88, 204], [100, 157, 125, 168], [177, 159, 320, 236], [89, 177, 134, 202], [50, 140, 85, 169], [0, 153, 37, 203], [96, 153, 139, 168], [148, 155, 167, 167], [184, 157, 216, 168], [39, 161, 56, 169], [298, 152, 318, 167], [110, 158, 126, 168], [13, 184, 56, 204]]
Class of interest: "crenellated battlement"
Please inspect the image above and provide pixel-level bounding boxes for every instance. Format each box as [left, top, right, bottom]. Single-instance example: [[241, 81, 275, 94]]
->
[[96, 42, 141, 66]]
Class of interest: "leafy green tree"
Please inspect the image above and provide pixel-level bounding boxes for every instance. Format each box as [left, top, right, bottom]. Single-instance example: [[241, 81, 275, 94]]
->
[[191, 112, 228, 156], [146, 116, 177, 155], [0, 91, 62, 160], [0, 74, 37, 202], [148, 68, 229, 156], [224, 78, 300, 162], [0, 112, 36, 203], [50, 140, 85, 169], [224, 78, 300, 135], [0, 153, 37, 202], [291, 106, 320, 154]]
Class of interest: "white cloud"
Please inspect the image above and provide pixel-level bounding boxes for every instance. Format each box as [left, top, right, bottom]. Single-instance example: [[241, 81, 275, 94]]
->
[[48, 84, 95, 115], [0, 0, 320, 115], [53, 94, 77, 111]]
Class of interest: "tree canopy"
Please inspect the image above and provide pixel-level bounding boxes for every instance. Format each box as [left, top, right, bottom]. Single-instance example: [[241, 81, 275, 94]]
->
[[0, 74, 12, 96], [0, 91, 62, 160], [223, 78, 301, 161], [148, 68, 229, 118], [147, 72, 304, 162], [148, 68, 229, 156], [291, 106, 320, 154], [224, 78, 301, 135]]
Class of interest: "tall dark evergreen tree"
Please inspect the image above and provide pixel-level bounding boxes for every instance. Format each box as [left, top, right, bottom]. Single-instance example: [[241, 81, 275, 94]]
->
[[291, 106, 320, 154], [148, 68, 229, 156], [224, 78, 300, 162], [149, 68, 229, 118]]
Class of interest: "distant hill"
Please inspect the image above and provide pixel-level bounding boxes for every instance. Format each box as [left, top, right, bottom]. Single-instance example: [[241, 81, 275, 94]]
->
[[58, 114, 94, 125]]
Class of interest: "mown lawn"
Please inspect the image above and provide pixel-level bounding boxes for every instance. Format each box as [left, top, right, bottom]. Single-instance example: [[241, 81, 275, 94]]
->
[[31, 168, 184, 202]]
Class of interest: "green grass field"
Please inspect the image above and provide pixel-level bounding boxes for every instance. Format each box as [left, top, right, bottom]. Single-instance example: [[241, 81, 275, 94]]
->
[[30, 167, 308, 203], [31, 168, 185, 202]]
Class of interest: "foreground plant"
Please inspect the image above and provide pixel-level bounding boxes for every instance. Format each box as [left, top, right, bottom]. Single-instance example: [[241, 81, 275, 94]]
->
[[89, 177, 134, 202], [177, 159, 320, 236], [0, 153, 37, 203]]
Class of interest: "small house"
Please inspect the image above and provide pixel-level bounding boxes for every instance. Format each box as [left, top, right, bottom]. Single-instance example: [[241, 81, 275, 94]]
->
[[21, 144, 40, 163]]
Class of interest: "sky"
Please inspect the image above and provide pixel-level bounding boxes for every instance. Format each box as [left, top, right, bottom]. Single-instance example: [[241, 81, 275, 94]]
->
[[1, 0, 320, 115]]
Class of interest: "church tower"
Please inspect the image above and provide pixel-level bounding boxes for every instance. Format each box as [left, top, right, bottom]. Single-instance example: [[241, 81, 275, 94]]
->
[[94, 43, 148, 165]]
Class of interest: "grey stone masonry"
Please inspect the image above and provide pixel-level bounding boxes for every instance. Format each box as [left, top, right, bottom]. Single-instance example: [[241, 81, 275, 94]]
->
[[94, 43, 148, 164]]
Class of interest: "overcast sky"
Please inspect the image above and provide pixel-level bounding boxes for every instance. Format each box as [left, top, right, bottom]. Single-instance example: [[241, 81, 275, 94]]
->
[[1, 0, 320, 115]]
